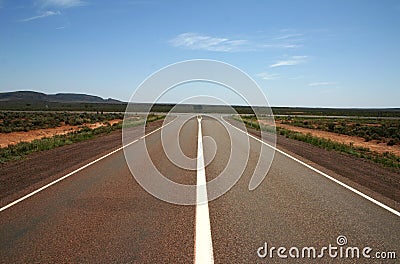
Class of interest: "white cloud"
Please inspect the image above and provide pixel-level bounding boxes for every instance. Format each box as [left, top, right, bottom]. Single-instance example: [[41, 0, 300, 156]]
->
[[37, 0, 86, 9], [308, 82, 336, 86], [170, 31, 305, 52], [281, 44, 301, 48], [269, 55, 308, 68], [19, 10, 61, 22], [256, 72, 281, 80], [292, 55, 308, 60], [20, 0, 85, 23], [169, 33, 249, 52], [262, 43, 301, 49], [275, 33, 303, 40], [267, 30, 304, 49]]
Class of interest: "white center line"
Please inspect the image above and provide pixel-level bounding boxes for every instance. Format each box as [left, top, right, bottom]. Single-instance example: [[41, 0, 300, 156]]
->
[[195, 115, 214, 264]]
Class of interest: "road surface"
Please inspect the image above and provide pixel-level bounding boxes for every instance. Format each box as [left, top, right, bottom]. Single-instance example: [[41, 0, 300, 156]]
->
[[0, 115, 399, 263]]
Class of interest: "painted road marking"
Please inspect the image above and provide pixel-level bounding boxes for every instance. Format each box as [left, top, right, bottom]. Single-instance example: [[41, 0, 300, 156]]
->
[[195, 115, 214, 264], [0, 119, 174, 212], [224, 117, 400, 217]]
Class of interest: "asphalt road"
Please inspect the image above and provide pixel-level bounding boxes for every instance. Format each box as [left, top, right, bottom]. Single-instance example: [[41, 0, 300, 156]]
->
[[0, 115, 399, 263]]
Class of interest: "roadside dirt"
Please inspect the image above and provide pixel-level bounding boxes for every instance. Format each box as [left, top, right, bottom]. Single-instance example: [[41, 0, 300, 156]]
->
[[260, 120, 400, 156], [0, 119, 122, 148]]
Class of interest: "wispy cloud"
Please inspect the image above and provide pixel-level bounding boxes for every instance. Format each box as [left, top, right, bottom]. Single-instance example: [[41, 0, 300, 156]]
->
[[275, 33, 303, 40], [169, 31, 305, 52], [256, 72, 281, 80], [266, 29, 304, 49], [281, 44, 301, 48], [20, 0, 85, 23], [169, 33, 250, 52], [308, 82, 336, 86], [19, 10, 61, 22], [36, 0, 87, 9], [261, 43, 301, 49], [269, 55, 308, 68]]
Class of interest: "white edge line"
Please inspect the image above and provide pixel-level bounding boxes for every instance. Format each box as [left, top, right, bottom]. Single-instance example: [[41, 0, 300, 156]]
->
[[195, 115, 214, 264], [223, 116, 400, 217], [0, 119, 173, 212]]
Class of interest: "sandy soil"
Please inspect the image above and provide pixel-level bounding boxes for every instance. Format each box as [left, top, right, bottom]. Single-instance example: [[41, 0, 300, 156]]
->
[[0, 119, 121, 148], [260, 120, 400, 156]]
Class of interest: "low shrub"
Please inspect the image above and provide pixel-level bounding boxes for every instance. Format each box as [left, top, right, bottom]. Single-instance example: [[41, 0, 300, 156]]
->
[[0, 115, 162, 163]]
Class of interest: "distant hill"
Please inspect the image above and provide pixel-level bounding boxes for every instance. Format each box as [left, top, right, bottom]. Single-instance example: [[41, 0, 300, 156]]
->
[[0, 91, 122, 104], [0, 91, 399, 117]]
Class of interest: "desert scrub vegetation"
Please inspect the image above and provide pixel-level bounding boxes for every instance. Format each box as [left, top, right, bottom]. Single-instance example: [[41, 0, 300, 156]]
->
[[122, 114, 165, 128], [277, 128, 400, 169], [271, 107, 400, 117], [275, 116, 400, 146], [236, 115, 400, 169], [0, 111, 124, 133], [146, 114, 165, 124], [234, 115, 275, 133], [0, 114, 165, 163], [0, 123, 120, 163]]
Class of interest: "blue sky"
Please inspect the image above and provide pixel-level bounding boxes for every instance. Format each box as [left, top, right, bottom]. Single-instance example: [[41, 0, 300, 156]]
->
[[0, 0, 399, 107]]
